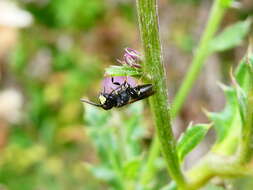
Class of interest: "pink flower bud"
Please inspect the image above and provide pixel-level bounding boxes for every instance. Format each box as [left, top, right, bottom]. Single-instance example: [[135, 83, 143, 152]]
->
[[122, 48, 142, 68]]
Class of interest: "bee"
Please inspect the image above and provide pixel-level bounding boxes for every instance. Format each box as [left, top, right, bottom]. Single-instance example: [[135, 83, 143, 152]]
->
[[81, 77, 154, 110]]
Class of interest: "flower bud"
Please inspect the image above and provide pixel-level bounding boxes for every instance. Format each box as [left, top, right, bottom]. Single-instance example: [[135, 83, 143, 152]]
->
[[123, 48, 142, 68]]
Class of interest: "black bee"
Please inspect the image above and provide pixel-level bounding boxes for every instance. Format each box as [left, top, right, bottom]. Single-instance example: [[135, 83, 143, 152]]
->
[[81, 78, 154, 110]]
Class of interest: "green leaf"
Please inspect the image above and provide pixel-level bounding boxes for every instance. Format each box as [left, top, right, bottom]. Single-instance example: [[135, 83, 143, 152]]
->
[[234, 84, 247, 124], [105, 65, 142, 77], [83, 103, 110, 127], [83, 103, 117, 164], [89, 165, 116, 181], [234, 53, 253, 124], [209, 20, 251, 53], [124, 102, 145, 157], [202, 184, 225, 190], [161, 181, 176, 190], [207, 84, 239, 143], [123, 159, 141, 180], [220, 0, 233, 8], [209, 52, 253, 155], [177, 123, 211, 162], [235, 56, 253, 93]]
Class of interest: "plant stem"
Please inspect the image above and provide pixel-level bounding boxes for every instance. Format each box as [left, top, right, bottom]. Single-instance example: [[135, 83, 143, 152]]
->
[[141, 0, 232, 186], [186, 153, 251, 190], [136, 0, 186, 188], [171, 0, 230, 118]]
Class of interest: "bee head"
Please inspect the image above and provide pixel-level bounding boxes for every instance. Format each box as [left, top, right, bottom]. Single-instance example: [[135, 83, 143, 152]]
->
[[99, 93, 115, 110]]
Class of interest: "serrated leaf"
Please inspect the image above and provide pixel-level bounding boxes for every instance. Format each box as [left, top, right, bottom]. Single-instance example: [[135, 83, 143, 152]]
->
[[209, 20, 251, 53], [124, 102, 145, 153], [105, 65, 142, 77], [235, 56, 253, 92], [207, 84, 239, 143], [83, 103, 110, 127], [235, 84, 247, 124], [177, 123, 211, 162], [234, 53, 253, 124], [83, 103, 118, 165]]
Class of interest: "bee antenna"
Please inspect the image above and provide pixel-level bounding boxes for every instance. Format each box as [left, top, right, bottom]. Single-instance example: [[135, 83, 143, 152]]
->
[[80, 98, 102, 107]]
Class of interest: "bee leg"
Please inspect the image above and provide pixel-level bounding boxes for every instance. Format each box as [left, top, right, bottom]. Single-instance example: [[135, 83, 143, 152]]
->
[[109, 77, 122, 93], [121, 77, 130, 89], [111, 77, 121, 86], [110, 87, 119, 94]]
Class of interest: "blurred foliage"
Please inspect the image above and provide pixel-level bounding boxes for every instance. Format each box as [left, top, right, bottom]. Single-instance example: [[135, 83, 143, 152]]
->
[[163, 43, 253, 190], [171, 0, 201, 5], [0, 0, 253, 190], [209, 20, 251, 53], [25, 0, 105, 29], [0, 0, 110, 189]]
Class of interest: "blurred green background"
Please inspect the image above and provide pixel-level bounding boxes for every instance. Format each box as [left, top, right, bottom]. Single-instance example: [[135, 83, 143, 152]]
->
[[0, 0, 252, 190]]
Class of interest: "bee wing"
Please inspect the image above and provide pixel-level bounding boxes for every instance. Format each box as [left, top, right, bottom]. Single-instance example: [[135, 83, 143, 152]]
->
[[80, 98, 102, 107], [127, 89, 155, 105]]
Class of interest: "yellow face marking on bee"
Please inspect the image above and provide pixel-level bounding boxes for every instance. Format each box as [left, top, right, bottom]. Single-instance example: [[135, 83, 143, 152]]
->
[[99, 95, 107, 104]]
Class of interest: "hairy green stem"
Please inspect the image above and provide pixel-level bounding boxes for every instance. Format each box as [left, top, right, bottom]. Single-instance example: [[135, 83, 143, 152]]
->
[[141, 0, 232, 187], [136, 0, 186, 188]]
